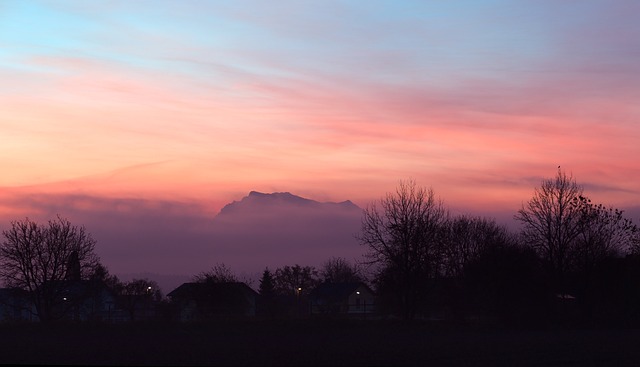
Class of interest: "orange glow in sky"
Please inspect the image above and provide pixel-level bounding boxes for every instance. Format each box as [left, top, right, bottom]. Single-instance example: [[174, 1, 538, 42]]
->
[[1, 1, 639, 280]]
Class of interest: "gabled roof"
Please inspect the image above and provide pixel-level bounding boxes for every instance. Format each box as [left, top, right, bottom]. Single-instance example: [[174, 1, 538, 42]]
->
[[167, 282, 257, 300], [310, 282, 373, 301]]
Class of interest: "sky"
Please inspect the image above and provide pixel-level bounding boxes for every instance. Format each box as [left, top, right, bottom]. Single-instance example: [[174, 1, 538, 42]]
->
[[1, 1, 639, 288]]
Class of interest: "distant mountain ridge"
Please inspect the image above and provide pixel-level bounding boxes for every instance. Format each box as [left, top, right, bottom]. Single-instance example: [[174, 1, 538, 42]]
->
[[217, 191, 361, 217], [210, 191, 364, 273]]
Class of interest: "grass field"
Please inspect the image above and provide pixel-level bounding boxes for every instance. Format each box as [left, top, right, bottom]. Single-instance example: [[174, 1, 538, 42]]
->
[[1, 319, 639, 366]]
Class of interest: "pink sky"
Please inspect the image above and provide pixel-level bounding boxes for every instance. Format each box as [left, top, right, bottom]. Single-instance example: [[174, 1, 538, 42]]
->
[[1, 1, 639, 287]]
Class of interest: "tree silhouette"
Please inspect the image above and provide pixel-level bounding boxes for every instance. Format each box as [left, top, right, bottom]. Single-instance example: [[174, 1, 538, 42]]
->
[[515, 168, 583, 294], [0, 216, 100, 322], [193, 263, 238, 283], [358, 179, 449, 320], [257, 268, 277, 318], [120, 278, 162, 321], [258, 268, 276, 298], [516, 167, 640, 303], [572, 196, 639, 271], [320, 257, 364, 283], [441, 215, 512, 278], [89, 263, 123, 294], [273, 264, 319, 296], [464, 242, 550, 326]]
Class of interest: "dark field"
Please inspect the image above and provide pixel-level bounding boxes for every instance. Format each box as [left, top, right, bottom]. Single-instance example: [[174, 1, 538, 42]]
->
[[1, 320, 639, 366]]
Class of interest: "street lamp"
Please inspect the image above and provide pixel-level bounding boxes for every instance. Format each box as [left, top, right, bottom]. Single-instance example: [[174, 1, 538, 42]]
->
[[296, 287, 303, 317]]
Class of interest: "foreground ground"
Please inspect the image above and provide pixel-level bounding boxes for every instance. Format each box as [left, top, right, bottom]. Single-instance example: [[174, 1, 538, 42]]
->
[[1, 319, 639, 366]]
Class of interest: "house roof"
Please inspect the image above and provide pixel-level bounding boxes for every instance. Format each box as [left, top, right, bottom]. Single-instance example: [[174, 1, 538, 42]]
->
[[310, 282, 373, 301], [167, 282, 257, 300]]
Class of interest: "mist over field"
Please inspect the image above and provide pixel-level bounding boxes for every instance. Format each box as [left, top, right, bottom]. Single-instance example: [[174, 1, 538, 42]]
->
[[1, 187, 639, 295], [0, 191, 366, 293]]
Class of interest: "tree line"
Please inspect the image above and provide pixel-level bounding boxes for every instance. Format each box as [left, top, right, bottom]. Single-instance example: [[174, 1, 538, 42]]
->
[[1, 167, 639, 325], [361, 169, 640, 324], [0, 214, 363, 322]]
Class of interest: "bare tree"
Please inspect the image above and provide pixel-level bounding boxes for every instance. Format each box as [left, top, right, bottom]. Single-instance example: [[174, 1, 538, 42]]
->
[[631, 236, 640, 256], [320, 257, 364, 284], [89, 263, 124, 294], [120, 278, 162, 321], [193, 263, 238, 283], [0, 216, 100, 322], [442, 215, 513, 278], [515, 168, 585, 293], [273, 264, 319, 296], [572, 196, 639, 273], [358, 180, 449, 320]]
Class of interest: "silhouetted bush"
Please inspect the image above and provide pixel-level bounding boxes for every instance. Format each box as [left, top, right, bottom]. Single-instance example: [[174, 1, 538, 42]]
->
[[572, 255, 640, 326], [464, 244, 551, 326]]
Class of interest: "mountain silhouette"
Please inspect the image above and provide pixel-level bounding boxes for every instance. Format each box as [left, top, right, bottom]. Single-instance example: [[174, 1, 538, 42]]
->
[[218, 191, 360, 217], [210, 191, 364, 272]]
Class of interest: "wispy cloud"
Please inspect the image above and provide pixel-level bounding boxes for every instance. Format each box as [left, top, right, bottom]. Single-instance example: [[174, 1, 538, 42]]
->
[[1, 0, 638, 222]]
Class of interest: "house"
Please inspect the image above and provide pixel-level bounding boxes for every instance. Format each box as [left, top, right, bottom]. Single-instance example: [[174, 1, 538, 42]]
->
[[0, 281, 121, 322], [309, 282, 376, 316], [56, 280, 120, 322], [0, 288, 36, 322], [167, 282, 258, 321]]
